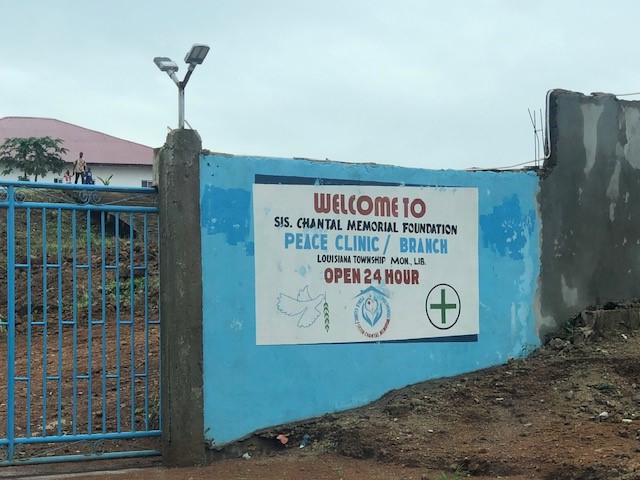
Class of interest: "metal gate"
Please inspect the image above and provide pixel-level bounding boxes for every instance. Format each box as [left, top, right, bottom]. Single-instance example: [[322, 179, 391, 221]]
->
[[0, 181, 161, 465]]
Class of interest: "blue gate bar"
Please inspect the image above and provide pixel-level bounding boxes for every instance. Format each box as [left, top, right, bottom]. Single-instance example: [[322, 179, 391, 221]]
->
[[7, 185, 16, 463], [41, 207, 48, 436], [85, 209, 92, 436], [101, 211, 108, 435], [1, 449, 160, 467], [157, 217, 162, 429], [0, 180, 155, 194], [7, 202, 158, 214], [143, 214, 150, 431], [56, 209, 63, 438], [26, 207, 33, 439], [0, 429, 160, 446], [71, 211, 78, 435], [129, 213, 135, 431], [115, 213, 121, 433]]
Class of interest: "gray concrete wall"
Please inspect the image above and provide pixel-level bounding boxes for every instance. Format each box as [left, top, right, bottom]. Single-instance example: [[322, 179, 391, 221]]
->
[[156, 129, 205, 466], [539, 90, 640, 336]]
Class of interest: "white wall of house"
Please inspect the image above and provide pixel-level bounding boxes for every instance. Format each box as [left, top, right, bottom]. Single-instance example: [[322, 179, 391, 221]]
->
[[78, 164, 153, 187], [0, 163, 153, 187]]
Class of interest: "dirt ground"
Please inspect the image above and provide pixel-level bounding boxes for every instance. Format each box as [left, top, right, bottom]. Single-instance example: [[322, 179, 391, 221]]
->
[[13, 311, 639, 480], [231, 321, 640, 480]]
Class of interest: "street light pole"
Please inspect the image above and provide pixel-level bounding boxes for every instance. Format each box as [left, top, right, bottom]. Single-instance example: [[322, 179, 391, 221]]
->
[[178, 82, 185, 128], [154, 44, 210, 130]]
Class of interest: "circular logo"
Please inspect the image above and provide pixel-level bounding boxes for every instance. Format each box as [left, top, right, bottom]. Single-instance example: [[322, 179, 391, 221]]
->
[[425, 284, 461, 330], [354, 289, 391, 339]]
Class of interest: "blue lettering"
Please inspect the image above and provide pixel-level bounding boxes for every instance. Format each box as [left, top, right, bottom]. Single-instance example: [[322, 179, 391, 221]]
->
[[398, 237, 448, 254], [285, 233, 327, 250], [284, 232, 295, 248], [335, 235, 379, 252]]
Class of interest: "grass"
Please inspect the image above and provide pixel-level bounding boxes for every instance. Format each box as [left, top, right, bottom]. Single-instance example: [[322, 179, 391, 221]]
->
[[102, 277, 149, 308], [57, 271, 159, 324], [437, 470, 464, 479], [10, 212, 117, 260], [134, 393, 160, 430]]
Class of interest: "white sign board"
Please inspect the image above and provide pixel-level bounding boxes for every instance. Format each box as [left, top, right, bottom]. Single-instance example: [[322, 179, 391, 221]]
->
[[253, 183, 478, 345]]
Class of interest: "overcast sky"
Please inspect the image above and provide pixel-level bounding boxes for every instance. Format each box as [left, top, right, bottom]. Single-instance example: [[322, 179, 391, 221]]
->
[[1, 1, 637, 170]]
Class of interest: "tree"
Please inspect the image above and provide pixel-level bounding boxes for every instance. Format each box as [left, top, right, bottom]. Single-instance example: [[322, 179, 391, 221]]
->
[[0, 137, 68, 182]]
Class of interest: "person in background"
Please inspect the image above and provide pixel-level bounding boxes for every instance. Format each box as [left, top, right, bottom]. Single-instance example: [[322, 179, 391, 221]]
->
[[84, 167, 95, 185], [73, 152, 86, 184], [64, 169, 72, 184]]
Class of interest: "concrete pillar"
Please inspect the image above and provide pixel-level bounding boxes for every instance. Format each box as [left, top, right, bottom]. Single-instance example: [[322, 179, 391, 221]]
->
[[156, 129, 205, 466]]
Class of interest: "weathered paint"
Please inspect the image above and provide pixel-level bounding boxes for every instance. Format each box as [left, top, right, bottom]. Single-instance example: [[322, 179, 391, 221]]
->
[[540, 90, 640, 336], [200, 154, 540, 445]]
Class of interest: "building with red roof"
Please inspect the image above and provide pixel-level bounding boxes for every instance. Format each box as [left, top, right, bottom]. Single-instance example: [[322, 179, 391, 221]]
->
[[0, 117, 154, 187]]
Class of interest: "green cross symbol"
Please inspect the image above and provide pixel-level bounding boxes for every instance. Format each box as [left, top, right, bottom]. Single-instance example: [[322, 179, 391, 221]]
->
[[430, 288, 457, 324]]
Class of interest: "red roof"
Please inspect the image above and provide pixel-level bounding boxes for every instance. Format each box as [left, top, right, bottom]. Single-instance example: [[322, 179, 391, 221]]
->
[[0, 117, 154, 166]]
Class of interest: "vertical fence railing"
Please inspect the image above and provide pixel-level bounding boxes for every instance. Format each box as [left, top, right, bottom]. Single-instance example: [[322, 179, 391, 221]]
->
[[6, 185, 16, 463], [0, 181, 161, 465]]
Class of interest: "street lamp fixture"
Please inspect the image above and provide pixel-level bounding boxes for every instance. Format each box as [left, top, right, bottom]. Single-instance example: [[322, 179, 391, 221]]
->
[[185, 45, 210, 65], [153, 57, 179, 73], [153, 44, 210, 129]]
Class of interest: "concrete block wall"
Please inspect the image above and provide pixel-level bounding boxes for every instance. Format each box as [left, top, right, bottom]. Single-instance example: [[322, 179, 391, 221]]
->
[[199, 155, 540, 445], [539, 90, 640, 336]]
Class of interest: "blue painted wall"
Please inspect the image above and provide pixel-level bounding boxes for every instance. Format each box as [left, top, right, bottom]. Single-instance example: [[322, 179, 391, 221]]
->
[[200, 154, 540, 445]]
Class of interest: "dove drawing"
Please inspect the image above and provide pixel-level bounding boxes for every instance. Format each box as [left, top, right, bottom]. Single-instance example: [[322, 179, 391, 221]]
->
[[277, 286, 326, 328]]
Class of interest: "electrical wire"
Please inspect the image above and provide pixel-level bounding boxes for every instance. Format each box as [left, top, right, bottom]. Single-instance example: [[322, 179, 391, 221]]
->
[[465, 158, 543, 171]]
